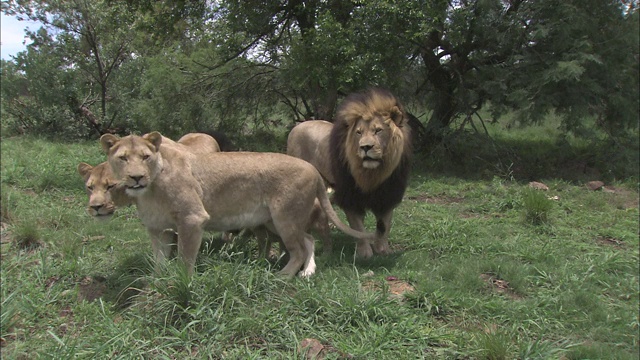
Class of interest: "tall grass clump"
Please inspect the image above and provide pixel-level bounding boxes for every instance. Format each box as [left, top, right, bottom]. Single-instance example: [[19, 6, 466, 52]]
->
[[12, 221, 42, 250], [521, 188, 554, 225]]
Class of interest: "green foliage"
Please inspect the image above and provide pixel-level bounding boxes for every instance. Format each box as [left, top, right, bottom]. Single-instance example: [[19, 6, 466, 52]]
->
[[521, 188, 554, 225], [3, 0, 637, 143]]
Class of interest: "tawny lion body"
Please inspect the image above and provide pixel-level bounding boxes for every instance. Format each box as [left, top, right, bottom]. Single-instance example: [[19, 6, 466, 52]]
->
[[100, 132, 372, 278], [78, 133, 220, 219], [287, 88, 412, 258]]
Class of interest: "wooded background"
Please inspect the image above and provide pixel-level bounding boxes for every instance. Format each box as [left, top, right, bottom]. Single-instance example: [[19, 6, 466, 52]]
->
[[1, 0, 638, 148]]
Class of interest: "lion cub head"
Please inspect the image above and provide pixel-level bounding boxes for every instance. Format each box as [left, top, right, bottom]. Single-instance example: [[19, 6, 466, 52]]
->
[[77, 162, 122, 219], [100, 132, 164, 197], [335, 88, 410, 192]]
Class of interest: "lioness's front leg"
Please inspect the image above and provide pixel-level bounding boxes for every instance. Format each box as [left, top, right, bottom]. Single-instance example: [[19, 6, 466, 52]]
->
[[345, 211, 372, 259], [372, 210, 393, 255], [176, 214, 208, 275], [148, 228, 177, 272]]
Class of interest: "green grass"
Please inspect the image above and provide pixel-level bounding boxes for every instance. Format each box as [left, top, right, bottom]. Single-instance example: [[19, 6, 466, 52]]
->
[[1, 122, 638, 359]]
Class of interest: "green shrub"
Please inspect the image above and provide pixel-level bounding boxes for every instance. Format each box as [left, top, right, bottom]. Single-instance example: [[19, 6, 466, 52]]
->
[[522, 188, 554, 225]]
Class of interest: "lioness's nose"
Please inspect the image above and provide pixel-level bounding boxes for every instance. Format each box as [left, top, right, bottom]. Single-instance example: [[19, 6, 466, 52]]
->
[[91, 205, 103, 212], [360, 145, 373, 152], [130, 175, 143, 183]]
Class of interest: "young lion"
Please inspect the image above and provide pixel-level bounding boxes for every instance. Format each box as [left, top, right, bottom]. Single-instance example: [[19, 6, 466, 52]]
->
[[100, 132, 372, 278]]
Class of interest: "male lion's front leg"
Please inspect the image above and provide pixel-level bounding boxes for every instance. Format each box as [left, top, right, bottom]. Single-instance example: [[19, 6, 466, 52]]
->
[[372, 210, 393, 255], [345, 211, 372, 258]]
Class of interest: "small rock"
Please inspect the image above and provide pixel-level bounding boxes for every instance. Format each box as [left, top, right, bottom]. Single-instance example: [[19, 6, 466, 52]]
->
[[528, 181, 549, 191], [602, 186, 616, 193], [586, 181, 605, 191], [361, 270, 375, 278], [300, 338, 324, 360]]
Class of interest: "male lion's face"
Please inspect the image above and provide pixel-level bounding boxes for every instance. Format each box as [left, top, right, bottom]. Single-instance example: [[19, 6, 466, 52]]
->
[[77, 162, 119, 219], [100, 133, 163, 197], [350, 114, 397, 169]]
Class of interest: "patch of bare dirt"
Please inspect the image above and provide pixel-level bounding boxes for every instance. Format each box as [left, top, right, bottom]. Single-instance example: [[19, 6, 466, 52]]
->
[[299, 338, 354, 360], [77, 276, 107, 302], [596, 236, 626, 249], [362, 275, 416, 301], [480, 273, 522, 300]]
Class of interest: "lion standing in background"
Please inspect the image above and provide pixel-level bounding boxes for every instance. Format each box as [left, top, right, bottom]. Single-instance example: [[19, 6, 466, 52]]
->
[[287, 88, 412, 258]]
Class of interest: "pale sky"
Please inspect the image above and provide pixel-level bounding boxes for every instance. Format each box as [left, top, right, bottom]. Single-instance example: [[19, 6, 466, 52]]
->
[[1, 13, 42, 60]]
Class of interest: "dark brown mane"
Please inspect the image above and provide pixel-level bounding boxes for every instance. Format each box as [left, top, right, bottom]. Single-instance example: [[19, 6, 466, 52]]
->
[[328, 88, 412, 216]]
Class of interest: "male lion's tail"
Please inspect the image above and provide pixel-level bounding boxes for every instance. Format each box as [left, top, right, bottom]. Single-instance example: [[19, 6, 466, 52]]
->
[[315, 176, 375, 240]]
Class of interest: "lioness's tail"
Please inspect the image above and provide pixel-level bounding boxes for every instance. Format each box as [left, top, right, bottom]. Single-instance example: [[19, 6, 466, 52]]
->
[[315, 177, 375, 240]]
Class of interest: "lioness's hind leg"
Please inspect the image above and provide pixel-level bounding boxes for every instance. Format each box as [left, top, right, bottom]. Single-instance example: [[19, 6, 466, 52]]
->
[[273, 228, 307, 278], [299, 233, 316, 278]]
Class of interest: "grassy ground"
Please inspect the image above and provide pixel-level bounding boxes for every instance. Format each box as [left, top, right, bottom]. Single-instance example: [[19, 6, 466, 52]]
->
[[1, 120, 638, 359]]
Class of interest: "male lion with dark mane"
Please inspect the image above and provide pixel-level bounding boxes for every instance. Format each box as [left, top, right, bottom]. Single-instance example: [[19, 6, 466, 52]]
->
[[100, 132, 373, 278], [287, 88, 412, 258]]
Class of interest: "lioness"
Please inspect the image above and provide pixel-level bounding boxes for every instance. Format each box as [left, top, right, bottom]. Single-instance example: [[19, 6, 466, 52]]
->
[[100, 132, 372, 278], [78, 133, 220, 219], [287, 88, 412, 259]]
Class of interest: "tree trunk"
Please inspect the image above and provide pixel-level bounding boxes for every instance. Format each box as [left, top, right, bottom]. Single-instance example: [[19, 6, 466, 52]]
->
[[420, 32, 458, 148]]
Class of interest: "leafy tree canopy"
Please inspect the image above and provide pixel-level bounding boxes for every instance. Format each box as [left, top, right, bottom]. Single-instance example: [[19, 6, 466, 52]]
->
[[2, 0, 637, 145]]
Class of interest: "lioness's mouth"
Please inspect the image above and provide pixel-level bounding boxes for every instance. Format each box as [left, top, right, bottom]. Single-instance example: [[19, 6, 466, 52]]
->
[[129, 184, 145, 189]]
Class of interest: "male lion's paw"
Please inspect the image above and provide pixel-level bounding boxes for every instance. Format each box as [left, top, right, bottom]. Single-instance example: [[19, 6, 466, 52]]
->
[[372, 241, 391, 255], [356, 243, 374, 259]]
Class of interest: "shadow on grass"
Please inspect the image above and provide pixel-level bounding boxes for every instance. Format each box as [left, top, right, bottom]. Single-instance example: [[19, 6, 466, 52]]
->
[[414, 131, 639, 183], [321, 234, 403, 273], [97, 253, 153, 310]]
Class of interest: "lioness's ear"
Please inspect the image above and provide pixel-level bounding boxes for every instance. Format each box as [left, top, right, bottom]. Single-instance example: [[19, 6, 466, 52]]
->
[[100, 134, 119, 153], [390, 106, 405, 127], [77, 162, 93, 180], [143, 131, 163, 152]]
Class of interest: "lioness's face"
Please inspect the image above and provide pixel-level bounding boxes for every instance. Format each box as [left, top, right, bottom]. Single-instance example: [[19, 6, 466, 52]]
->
[[78, 162, 119, 219], [100, 133, 163, 197], [351, 115, 396, 169]]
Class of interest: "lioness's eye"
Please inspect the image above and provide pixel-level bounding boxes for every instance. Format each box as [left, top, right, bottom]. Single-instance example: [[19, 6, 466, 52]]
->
[[355, 129, 362, 135], [87, 186, 94, 191], [374, 128, 382, 134], [119, 155, 127, 162], [106, 184, 116, 190], [142, 154, 150, 160]]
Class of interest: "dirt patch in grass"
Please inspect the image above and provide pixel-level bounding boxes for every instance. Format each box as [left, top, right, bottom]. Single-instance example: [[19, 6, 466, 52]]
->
[[362, 275, 416, 301], [77, 276, 108, 302], [480, 273, 522, 300], [596, 236, 626, 249], [299, 338, 354, 360]]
